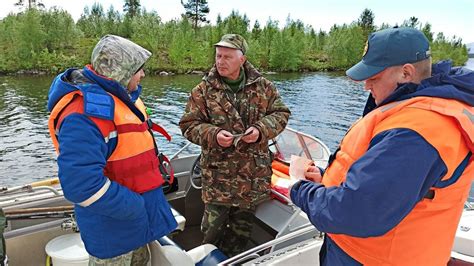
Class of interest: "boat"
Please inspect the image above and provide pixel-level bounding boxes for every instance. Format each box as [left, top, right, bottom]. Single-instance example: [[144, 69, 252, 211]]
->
[[1, 127, 473, 265]]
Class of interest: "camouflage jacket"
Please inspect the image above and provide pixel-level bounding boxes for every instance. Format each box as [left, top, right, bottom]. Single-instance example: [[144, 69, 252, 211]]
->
[[179, 61, 291, 208]]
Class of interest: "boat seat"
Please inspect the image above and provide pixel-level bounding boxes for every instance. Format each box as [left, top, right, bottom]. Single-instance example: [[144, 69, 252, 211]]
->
[[150, 240, 227, 266], [149, 240, 194, 266], [187, 244, 228, 266], [171, 207, 186, 231], [157, 236, 181, 248]]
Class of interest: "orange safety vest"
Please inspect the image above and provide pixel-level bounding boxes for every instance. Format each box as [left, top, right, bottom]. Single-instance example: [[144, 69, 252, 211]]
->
[[322, 97, 474, 265], [49, 90, 173, 194]]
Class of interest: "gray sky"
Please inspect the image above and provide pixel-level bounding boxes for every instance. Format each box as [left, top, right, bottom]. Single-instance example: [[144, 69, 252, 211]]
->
[[1, 0, 473, 44]]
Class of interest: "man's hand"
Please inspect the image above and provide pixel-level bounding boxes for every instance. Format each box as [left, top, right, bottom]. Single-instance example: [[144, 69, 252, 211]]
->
[[217, 130, 234, 148], [304, 166, 322, 182], [241, 126, 260, 143]]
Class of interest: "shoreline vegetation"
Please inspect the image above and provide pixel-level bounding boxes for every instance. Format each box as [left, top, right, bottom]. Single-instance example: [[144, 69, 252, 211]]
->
[[0, 2, 469, 76]]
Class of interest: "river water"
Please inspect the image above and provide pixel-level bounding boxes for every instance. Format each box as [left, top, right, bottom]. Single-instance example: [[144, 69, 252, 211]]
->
[[0, 68, 473, 203], [0, 71, 366, 187], [465, 58, 474, 70]]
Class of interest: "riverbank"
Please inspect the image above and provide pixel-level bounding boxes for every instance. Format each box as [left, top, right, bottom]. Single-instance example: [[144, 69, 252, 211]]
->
[[1, 8, 469, 78], [0, 64, 331, 77], [2, 58, 471, 77]]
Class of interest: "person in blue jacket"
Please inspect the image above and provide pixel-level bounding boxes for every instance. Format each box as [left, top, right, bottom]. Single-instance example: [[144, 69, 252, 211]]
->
[[290, 27, 474, 265], [47, 35, 177, 265]]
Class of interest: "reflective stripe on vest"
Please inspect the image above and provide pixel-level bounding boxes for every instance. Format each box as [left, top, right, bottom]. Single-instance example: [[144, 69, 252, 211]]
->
[[322, 97, 474, 265]]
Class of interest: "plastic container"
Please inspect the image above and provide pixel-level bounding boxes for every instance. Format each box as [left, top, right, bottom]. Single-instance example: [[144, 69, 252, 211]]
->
[[45, 233, 89, 266]]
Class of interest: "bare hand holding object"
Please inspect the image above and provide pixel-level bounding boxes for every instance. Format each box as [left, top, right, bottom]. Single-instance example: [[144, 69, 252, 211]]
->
[[217, 130, 234, 148]]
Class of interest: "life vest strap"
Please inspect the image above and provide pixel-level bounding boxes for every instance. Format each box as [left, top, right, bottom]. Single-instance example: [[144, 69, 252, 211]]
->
[[158, 153, 174, 185], [115, 119, 171, 141], [149, 119, 172, 141]]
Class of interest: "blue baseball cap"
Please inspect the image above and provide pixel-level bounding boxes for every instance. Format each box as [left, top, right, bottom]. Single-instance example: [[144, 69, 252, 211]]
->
[[346, 27, 431, 81]]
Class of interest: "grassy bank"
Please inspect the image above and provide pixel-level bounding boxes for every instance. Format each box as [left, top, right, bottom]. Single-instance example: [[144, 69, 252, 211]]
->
[[0, 7, 468, 75]]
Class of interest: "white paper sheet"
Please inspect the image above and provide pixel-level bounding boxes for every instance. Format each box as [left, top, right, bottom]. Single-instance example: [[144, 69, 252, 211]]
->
[[289, 155, 314, 180]]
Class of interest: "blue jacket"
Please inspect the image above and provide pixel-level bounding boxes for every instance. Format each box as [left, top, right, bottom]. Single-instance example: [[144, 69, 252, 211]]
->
[[290, 61, 474, 265], [47, 67, 177, 259]]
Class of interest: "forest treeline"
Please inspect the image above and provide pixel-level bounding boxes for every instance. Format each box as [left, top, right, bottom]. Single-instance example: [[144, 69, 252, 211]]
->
[[0, 3, 469, 75]]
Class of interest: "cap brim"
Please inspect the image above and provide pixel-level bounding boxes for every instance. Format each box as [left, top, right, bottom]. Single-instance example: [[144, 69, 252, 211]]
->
[[346, 61, 386, 81], [214, 41, 240, 50]]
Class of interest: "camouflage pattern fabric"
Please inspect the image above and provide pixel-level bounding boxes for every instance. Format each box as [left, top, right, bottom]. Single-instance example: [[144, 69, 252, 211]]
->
[[214, 33, 249, 54], [179, 61, 291, 208], [91, 35, 151, 88], [201, 203, 255, 257], [0, 208, 6, 265], [88, 245, 149, 266]]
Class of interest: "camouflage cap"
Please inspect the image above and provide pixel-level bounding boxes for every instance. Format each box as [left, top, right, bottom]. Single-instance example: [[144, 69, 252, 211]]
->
[[214, 34, 248, 54], [91, 35, 151, 87]]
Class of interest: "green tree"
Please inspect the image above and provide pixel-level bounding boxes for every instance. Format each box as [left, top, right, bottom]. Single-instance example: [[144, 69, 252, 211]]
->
[[104, 5, 122, 35], [252, 18, 278, 69], [324, 23, 365, 70], [431, 33, 468, 66], [77, 3, 106, 38], [15, 0, 44, 9], [0, 14, 22, 71], [181, 0, 210, 30], [357, 8, 375, 38], [317, 30, 327, 50], [269, 18, 305, 71], [251, 20, 261, 40], [208, 13, 224, 45], [0, 5, 468, 74], [123, 0, 141, 18], [402, 16, 420, 28], [300, 27, 328, 71], [131, 11, 161, 52], [40, 7, 79, 51], [221, 10, 249, 37], [168, 18, 205, 72], [420, 22, 433, 43], [379, 23, 391, 30], [17, 9, 46, 60]]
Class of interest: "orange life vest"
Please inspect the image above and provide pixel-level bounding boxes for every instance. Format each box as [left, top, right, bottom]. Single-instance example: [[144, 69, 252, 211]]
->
[[49, 90, 172, 194], [322, 97, 474, 265]]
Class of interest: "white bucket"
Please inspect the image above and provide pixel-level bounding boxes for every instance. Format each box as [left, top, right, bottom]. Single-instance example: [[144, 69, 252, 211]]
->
[[45, 233, 89, 266]]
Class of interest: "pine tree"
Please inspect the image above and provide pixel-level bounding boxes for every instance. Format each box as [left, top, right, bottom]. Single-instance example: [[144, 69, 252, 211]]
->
[[14, 0, 44, 10], [181, 0, 210, 30], [402, 16, 420, 28], [421, 23, 433, 43], [357, 8, 375, 38], [123, 0, 141, 18]]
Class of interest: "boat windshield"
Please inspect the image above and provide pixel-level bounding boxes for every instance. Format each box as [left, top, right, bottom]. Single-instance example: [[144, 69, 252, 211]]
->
[[270, 127, 330, 169], [269, 128, 474, 211]]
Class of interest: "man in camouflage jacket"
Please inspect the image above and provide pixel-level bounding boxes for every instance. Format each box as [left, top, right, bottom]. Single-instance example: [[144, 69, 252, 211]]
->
[[179, 34, 290, 256]]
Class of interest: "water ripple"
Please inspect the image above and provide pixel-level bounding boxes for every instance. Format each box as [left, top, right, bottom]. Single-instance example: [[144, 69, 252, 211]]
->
[[0, 73, 365, 186]]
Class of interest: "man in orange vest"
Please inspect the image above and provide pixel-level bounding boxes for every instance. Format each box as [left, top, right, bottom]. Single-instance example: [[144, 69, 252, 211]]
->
[[47, 35, 177, 265], [290, 27, 474, 265]]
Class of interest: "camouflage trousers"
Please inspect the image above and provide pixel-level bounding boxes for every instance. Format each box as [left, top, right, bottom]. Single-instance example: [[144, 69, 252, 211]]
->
[[88, 245, 149, 266], [201, 203, 255, 257]]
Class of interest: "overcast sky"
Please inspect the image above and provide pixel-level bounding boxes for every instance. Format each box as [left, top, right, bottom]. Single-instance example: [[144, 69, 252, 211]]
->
[[1, 0, 473, 44]]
